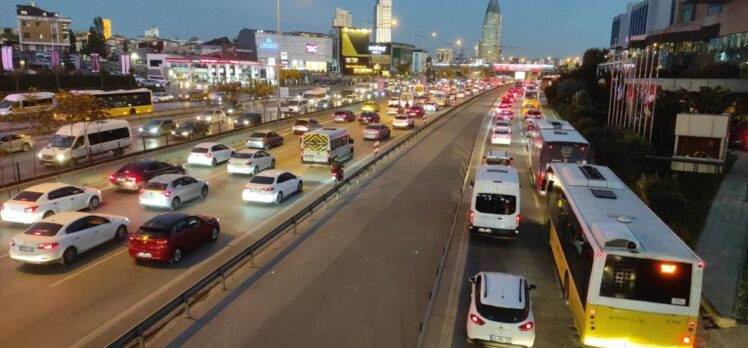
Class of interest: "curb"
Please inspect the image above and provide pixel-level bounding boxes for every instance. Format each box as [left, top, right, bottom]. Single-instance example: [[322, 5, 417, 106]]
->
[[701, 296, 737, 328]]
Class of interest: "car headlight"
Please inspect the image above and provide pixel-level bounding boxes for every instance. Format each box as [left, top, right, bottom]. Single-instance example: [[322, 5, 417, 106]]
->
[[243, 121, 249, 125], [138, 127, 144, 132], [56, 154, 66, 161], [37, 153, 43, 159], [172, 131, 176, 135], [182, 131, 189, 136], [150, 128, 158, 134]]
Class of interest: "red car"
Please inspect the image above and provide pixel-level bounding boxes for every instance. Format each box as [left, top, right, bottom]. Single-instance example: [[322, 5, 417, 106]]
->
[[524, 109, 543, 120], [128, 213, 220, 264], [496, 109, 514, 120], [408, 105, 425, 118], [359, 111, 381, 124], [333, 109, 355, 123], [499, 102, 512, 109]]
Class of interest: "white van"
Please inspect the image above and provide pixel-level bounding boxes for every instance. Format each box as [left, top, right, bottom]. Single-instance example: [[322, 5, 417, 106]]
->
[[469, 165, 521, 238], [301, 127, 354, 165], [38, 119, 133, 166], [0, 92, 56, 116]]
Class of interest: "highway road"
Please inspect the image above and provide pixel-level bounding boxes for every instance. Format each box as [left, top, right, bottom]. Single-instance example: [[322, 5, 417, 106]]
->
[[0, 90, 477, 348], [149, 87, 503, 348]]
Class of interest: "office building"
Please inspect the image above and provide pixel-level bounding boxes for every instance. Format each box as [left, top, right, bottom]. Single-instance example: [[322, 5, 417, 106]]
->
[[333, 8, 352, 28], [480, 0, 502, 63], [374, 0, 393, 43], [16, 3, 72, 52], [435, 48, 453, 64]]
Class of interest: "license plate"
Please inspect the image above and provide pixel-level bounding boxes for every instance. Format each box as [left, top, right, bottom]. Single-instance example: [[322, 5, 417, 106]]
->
[[490, 335, 511, 343], [478, 228, 492, 233], [117, 177, 125, 182], [136, 252, 152, 259], [19, 246, 34, 252]]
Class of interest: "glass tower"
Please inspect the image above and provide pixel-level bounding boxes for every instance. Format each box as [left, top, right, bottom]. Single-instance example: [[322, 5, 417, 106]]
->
[[480, 0, 502, 63]]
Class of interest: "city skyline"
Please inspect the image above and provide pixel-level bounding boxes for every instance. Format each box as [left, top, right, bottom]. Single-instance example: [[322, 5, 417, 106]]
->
[[0, 0, 634, 58]]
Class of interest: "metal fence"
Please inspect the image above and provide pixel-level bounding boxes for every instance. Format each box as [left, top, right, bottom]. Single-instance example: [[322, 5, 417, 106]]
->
[[106, 87, 497, 348]]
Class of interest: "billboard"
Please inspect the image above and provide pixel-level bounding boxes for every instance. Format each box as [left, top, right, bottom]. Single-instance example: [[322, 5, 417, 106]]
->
[[339, 27, 372, 75], [102, 19, 112, 40]]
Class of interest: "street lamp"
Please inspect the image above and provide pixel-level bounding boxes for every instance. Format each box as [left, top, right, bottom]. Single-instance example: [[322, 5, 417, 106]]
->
[[392, 18, 398, 27], [456, 39, 462, 46]]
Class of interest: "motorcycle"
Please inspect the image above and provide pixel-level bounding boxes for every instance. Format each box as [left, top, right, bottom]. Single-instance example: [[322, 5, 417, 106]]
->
[[331, 167, 344, 184]]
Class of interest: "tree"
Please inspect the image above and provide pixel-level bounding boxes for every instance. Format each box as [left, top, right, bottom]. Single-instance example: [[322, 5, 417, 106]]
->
[[122, 39, 129, 53], [396, 63, 410, 76], [214, 82, 247, 105], [53, 91, 110, 125], [82, 17, 108, 56], [279, 69, 301, 86], [688, 86, 735, 114], [68, 29, 78, 53], [1, 27, 18, 43]]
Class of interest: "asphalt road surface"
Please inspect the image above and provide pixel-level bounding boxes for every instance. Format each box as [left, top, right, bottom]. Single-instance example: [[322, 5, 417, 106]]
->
[[148, 89, 502, 347], [0, 92, 473, 348]]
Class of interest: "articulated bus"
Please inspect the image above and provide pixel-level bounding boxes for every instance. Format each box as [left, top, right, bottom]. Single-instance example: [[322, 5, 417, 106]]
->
[[77, 89, 154, 116], [542, 163, 703, 348], [527, 121, 589, 195]]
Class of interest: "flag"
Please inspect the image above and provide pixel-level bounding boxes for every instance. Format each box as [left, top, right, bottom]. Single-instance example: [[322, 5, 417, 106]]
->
[[616, 81, 624, 100], [1, 46, 14, 71], [91, 53, 100, 72], [120, 54, 131, 74], [50, 50, 60, 71]]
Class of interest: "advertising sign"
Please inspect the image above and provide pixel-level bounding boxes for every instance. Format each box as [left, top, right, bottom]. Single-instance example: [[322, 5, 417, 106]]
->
[[305, 44, 319, 54], [339, 27, 372, 75]]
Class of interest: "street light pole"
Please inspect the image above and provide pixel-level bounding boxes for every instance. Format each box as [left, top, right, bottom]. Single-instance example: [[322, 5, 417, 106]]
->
[[276, 0, 281, 121]]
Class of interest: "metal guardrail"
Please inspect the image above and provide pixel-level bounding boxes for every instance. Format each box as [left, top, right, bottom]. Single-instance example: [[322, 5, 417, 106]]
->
[[107, 86, 498, 348], [0, 98, 370, 190]]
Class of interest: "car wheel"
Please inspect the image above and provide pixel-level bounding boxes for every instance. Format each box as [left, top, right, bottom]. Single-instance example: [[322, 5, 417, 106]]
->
[[270, 159, 276, 169], [275, 192, 283, 204], [211, 158, 217, 167], [171, 197, 182, 210], [114, 225, 128, 241], [43, 210, 55, 219], [170, 247, 183, 264], [22, 143, 32, 152], [252, 166, 259, 175], [297, 181, 303, 192], [200, 185, 209, 199], [264, 143, 270, 150], [60, 247, 77, 266], [210, 227, 219, 241], [88, 196, 101, 210]]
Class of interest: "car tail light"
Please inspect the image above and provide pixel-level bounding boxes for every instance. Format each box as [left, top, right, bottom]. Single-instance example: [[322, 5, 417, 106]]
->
[[245, 161, 253, 165], [516, 214, 521, 226], [261, 187, 274, 192], [518, 321, 534, 331], [469, 314, 485, 326], [37, 242, 59, 250], [127, 176, 138, 183], [138, 189, 144, 194], [9, 240, 15, 247], [163, 191, 172, 197], [156, 239, 168, 245], [108, 174, 116, 182], [24, 205, 39, 213], [205, 153, 212, 158], [469, 210, 475, 224]]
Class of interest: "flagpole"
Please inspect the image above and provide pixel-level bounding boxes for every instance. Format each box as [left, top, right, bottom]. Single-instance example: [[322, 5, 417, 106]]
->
[[606, 65, 615, 127], [648, 45, 661, 143], [640, 46, 653, 138]]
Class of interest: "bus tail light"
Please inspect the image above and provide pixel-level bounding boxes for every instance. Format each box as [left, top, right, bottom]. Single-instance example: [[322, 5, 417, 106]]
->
[[682, 336, 692, 345], [469, 314, 485, 326], [516, 214, 521, 226], [469, 210, 475, 224], [698, 261, 704, 268]]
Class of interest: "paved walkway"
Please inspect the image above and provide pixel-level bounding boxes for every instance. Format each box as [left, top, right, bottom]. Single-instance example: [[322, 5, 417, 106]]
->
[[695, 151, 748, 320]]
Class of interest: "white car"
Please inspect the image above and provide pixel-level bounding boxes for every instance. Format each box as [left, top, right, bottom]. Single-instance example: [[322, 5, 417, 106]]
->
[[138, 174, 208, 210], [187, 142, 235, 167], [227, 149, 276, 175], [424, 102, 438, 113], [392, 114, 415, 130], [467, 272, 536, 347], [1, 183, 101, 224], [152, 92, 174, 103], [484, 150, 512, 166], [9, 212, 130, 265], [493, 120, 512, 131], [242, 170, 303, 204], [196, 109, 227, 123], [491, 128, 512, 145]]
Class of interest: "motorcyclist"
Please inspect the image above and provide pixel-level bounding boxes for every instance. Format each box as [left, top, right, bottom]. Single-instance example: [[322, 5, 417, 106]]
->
[[330, 158, 344, 181]]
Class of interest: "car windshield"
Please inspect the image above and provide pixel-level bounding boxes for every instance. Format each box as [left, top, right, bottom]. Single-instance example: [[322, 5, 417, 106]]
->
[[191, 147, 209, 153], [24, 222, 64, 237], [232, 152, 254, 159], [250, 132, 267, 138], [486, 158, 511, 166], [250, 176, 275, 185], [395, 116, 408, 120], [335, 110, 351, 115], [144, 120, 162, 128], [143, 182, 168, 191], [136, 226, 170, 238], [366, 125, 380, 130], [178, 122, 195, 129], [494, 129, 510, 135], [475, 193, 516, 215], [289, 100, 302, 106], [295, 120, 309, 126], [12, 191, 44, 202], [50, 134, 75, 148]]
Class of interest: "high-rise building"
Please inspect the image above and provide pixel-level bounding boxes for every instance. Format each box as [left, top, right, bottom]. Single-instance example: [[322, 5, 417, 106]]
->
[[16, 3, 72, 52], [145, 26, 159, 39], [374, 0, 392, 43], [479, 0, 502, 63], [333, 8, 352, 28]]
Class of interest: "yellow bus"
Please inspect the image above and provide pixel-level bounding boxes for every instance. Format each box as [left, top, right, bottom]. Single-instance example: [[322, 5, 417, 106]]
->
[[543, 163, 703, 348], [78, 88, 154, 116]]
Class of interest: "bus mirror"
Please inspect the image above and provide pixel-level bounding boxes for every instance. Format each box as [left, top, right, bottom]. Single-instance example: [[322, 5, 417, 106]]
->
[[468, 276, 476, 283]]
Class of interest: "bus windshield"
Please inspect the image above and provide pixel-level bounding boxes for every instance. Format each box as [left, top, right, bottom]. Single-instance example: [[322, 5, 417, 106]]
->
[[600, 256, 693, 307], [545, 142, 587, 163], [50, 135, 75, 148]]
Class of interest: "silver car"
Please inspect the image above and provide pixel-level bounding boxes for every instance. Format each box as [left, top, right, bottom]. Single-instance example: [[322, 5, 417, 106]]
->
[[0, 133, 34, 154], [138, 174, 209, 210], [196, 109, 228, 123]]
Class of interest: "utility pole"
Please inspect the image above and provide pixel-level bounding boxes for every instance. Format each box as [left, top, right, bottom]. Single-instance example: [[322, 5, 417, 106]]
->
[[276, 0, 281, 121]]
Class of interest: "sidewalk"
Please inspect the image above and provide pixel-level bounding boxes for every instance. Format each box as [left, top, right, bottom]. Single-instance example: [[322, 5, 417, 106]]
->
[[695, 151, 748, 323]]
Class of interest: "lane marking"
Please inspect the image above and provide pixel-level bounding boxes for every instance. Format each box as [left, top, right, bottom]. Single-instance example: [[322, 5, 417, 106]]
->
[[49, 247, 128, 288]]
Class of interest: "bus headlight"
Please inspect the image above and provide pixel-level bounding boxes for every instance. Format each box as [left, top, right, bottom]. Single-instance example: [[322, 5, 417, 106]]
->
[[56, 154, 66, 161]]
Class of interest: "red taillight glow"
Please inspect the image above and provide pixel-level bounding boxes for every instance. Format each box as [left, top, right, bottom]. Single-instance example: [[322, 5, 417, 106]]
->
[[24, 205, 39, 213], [245, 161, 253, 165], [205, 153, 212, 158], [9, 240, 15, 247], [597, 252, 604, 257], [469, 210, 475, 223], [127, 176, 138, 183], [163, 191, 172, 197], [518, 321, 534, 331], [698, 261, 704, 268], [108, 175, 116, 182], [37, 242, 59, 250], [516, 214, 521, 226], [261, 187, 274, 192], [469, 314, 485, 326]]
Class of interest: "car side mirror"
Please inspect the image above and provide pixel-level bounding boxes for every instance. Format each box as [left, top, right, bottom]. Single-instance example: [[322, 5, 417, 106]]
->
[[529, 284, 537, 291], [469, 180, 475, 188], [349, 139, 354, 144], [468, 276, 476, 283]]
